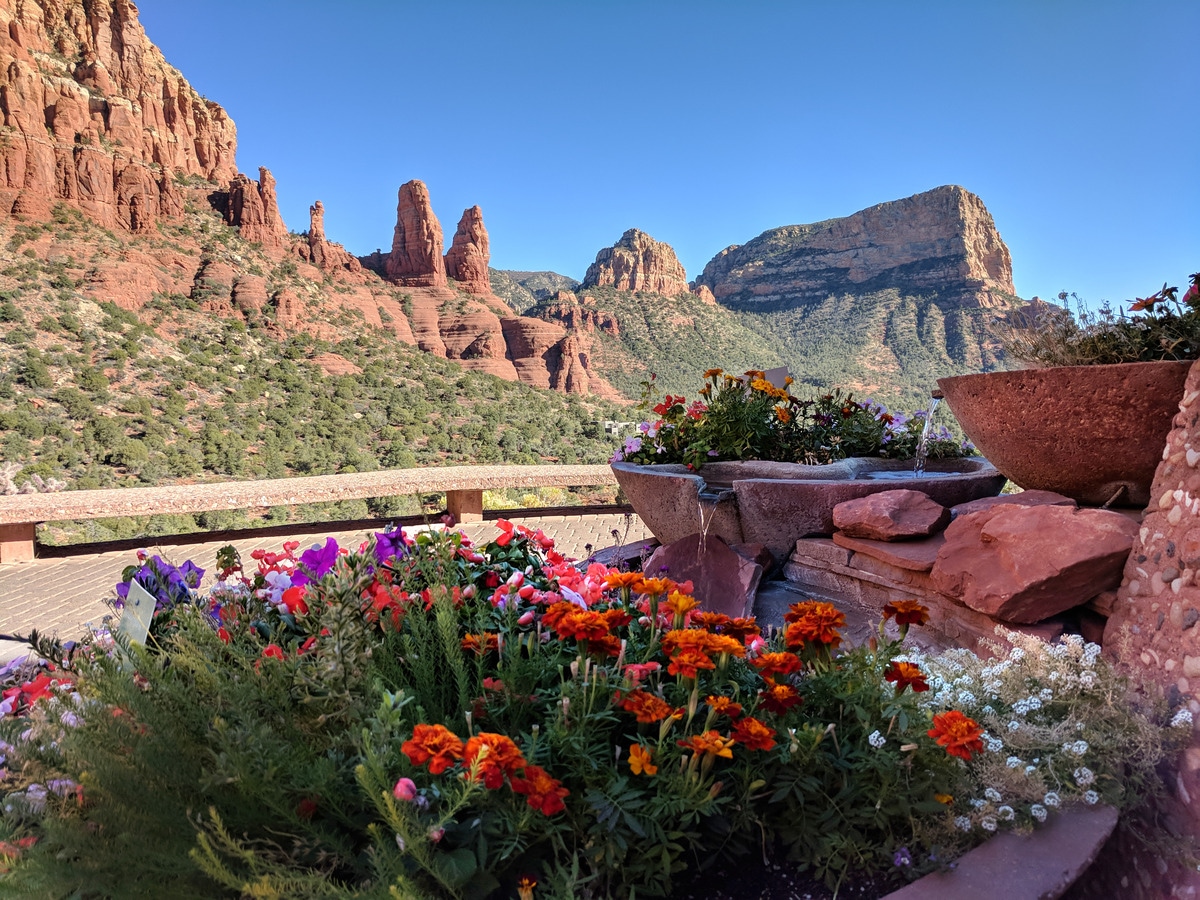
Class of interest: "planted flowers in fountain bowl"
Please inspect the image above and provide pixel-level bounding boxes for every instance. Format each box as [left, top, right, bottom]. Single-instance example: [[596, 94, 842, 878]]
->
[[610, 369, 1006, 559], [938, 272, 1200, 508]]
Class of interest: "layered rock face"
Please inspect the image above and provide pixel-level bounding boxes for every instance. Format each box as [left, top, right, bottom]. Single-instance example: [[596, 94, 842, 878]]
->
[[0, 0, 237, 226], [444, 205, 490, 294], [384, 180, 446, 287], [581, 228, 690, 297], [694, 185, 1014, 310]]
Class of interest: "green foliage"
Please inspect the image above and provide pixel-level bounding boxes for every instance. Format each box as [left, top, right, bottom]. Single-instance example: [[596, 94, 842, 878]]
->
[[996, 273, 1200, 366]]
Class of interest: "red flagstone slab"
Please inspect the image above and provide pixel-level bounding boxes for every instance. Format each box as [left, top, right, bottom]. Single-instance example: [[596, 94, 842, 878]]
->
[[833, 489, 950, 540], [644, 533, 762, 619], [832, 532, 945, 572], [951, 489, 1077, 518]]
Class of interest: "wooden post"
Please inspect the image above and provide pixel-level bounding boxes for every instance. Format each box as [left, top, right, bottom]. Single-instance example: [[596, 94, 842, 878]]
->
[[0, 523, 36, 564], [445, 489, 484, 523]]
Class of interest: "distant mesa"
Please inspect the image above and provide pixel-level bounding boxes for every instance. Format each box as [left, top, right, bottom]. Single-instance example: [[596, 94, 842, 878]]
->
[[581, 228, 691, 297], [693, 185, 1015, 311]]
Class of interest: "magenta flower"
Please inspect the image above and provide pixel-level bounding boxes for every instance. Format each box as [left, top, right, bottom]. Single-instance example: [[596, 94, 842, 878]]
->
[[292, 537, 340, 586]]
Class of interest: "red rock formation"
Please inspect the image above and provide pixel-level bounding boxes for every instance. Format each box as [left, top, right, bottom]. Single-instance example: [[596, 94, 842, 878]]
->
[[692, 283, 717, 305], [0, 0, 237, 228], [444, 205, 491, 294], [225, 167, 287, 248], [695, 185, 1015, 310], [581, 229, 690, 296], [501, 317, 568, 388], [537, 291, 620, 336], [384, 180, 446, 287], [297, 200, 362, 273]]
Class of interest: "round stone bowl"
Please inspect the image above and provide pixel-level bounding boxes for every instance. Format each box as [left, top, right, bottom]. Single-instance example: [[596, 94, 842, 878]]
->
[[937, 360, 1191, 508], [612, 457, 1006, 560]]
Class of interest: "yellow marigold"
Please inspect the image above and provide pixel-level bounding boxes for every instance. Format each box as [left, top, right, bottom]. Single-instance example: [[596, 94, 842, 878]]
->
[[604, 572, 643, 590], [633, 576, 675, 597], [775, 405, 792, 423], [703, 368, 724, 379], [628, 743, 658, 776], [665, 591, 699, 617]]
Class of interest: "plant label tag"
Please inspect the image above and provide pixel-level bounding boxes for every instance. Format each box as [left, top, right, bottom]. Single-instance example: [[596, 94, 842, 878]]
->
[[117, 580, 155, 646], [763, 366, 791, 390]]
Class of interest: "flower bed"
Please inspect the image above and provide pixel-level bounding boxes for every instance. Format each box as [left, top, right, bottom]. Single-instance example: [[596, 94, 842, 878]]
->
[[0, 522, 1186, 898], [612, 370, 972, 470]]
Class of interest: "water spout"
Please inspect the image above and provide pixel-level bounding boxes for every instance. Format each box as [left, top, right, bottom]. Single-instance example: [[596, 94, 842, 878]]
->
[[913, 390, 944, 478]]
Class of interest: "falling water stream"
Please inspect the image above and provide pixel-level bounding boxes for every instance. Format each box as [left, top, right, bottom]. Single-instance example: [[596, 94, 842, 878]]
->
[[696, 485, 735, 555], [912, 389, 945, 478]]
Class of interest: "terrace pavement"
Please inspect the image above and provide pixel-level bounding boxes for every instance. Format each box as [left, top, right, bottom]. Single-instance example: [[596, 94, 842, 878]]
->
[[0, 509, 651, 663]]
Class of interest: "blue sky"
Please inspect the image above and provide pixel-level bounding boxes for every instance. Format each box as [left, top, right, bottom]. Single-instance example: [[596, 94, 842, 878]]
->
[[139, 1, 1197, 305]]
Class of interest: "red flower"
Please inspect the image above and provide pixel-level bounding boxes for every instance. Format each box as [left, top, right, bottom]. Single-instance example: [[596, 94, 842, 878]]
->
[[705, 695, 743, 719], [884, 661, 930, 695], [510, 764, 569, 815], [620, 690, 675, 723], [280, 585, 308, 615], [731, 717, 777, 751], [928, 710, 984, 761], [216, 627, 231, 645], [296, 797, 319, 820], [401, 724, 465, 775], [882, 600, 929, 628], [757, 683, 802, 715], [261, 644, 286, 660], [297, 635, 319, 656], [495, 519, 516, 547]]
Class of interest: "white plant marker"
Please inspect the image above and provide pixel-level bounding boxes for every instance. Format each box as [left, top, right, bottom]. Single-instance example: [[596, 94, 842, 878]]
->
[[116, 579, 156, 647]]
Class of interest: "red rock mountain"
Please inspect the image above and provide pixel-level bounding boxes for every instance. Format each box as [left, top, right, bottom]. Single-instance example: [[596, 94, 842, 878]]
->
[[0, 1, 610, 397], [694, 185, 1014, 310], [581, 228, 690, 297], [0, 0, 236, 227]]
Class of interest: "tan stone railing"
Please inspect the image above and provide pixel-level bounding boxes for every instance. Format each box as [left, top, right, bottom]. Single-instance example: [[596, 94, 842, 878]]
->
[[0, 464, 617, 564]]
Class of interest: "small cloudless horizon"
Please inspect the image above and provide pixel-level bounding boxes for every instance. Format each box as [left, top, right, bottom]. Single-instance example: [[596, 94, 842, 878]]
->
[[139, 1, 1197, 306]]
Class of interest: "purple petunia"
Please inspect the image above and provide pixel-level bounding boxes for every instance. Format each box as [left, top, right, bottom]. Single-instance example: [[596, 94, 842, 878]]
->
[[374, 528, 408, 566], [292, 537, 340, 586]]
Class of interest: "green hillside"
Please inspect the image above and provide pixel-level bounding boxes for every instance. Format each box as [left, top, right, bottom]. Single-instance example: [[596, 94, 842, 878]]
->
[[529, 285, 788, 400], [0, 209, 628, 545]]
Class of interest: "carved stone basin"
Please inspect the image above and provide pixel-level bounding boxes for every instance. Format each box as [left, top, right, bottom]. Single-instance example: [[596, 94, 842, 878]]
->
[[612, 457, 1007, 560]]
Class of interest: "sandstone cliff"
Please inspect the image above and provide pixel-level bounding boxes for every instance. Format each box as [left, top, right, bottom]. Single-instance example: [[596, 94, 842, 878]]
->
[[0, 0, 237, 227], [581, 228, 690, 297], [694, 185, 1014, 311]]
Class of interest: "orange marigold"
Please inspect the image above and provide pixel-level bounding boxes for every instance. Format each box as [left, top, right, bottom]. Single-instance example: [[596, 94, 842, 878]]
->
[[460, 632, 499, 655], [463, 732, 527, 789], [884, 660, 930, 695], [723, 617, 761, 641], [731, 716, 777, 751], [620, 690, 675, 723], [401, 724, 464, 775], [691, 611, 731, 632], [752, 651, 803, 680], [882, 599, 930, 627], [553, 607, 612, 643], [783, 601, 845, 649], [668, 646, 717, 678], [678, 729, 735, 759], [928, 710, 984, 761], [705, 695, 743, 719], [510, 764, 569, 815]]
